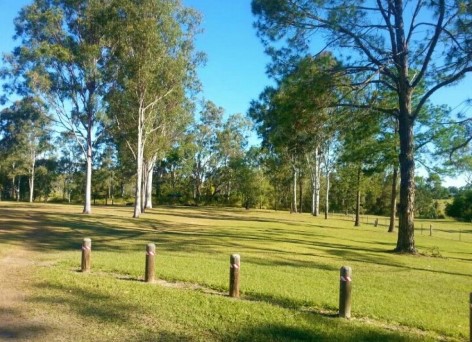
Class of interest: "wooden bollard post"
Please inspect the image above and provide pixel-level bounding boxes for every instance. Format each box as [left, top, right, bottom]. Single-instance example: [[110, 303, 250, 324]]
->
[[421, 224, 423, 235], [145, 243, 156, 283], [81, 238, 92, 272], [339, 266, 352, 319], [430, 224, 433, 237], [229, 254, 240, 298], [374, 218, 378, 227]]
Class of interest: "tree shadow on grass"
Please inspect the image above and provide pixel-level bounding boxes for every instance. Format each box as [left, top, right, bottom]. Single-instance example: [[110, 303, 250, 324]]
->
[[0, 307, 50, 340], [28, 274, 425, 342], [1, 205, 470, 279], [234, 323, 419, 342], [0, 325, 48, 341]]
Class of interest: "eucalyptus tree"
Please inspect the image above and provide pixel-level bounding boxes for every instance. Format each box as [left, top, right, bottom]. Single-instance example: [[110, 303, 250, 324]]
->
[[213, 113, 251, 203], [249, 53, 343, 215], [190, 101, 223, 204], [5, 0, 109, 213], [248, 86, 303, 212], [105, 0, 202, 218], [252, 0, 472, 253], [0, 97, 52, 202]]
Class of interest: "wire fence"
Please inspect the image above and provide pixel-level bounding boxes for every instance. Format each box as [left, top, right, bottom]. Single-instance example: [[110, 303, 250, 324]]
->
[[329, 212, 472, 244]]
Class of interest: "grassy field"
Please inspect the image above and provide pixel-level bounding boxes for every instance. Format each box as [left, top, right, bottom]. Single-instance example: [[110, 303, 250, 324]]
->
[[0, 202, 470, 341]]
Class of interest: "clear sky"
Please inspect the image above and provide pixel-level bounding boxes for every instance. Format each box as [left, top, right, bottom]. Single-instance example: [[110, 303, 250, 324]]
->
[[0, 0, 271, 117], [0, 0, 469, 186]]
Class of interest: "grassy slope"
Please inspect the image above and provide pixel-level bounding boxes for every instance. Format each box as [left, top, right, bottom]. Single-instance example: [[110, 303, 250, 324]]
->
[[0, 202, 470, 341]]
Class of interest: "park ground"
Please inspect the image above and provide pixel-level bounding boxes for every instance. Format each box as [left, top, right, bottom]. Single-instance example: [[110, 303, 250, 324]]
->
[[0, 202, 471, 341]]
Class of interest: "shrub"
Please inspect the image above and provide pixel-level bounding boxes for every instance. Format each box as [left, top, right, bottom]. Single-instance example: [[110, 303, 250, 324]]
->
[[445, 189, 472, 221]]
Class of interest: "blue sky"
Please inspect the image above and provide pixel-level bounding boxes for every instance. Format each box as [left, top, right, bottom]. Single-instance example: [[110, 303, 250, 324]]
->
[[0, 0, 469, 186], [0, 0, 271, 118]]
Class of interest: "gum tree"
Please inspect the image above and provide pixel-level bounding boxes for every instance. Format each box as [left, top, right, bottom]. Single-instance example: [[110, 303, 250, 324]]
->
[[5, 0, 108, 214], [105, 0, 202, 218]]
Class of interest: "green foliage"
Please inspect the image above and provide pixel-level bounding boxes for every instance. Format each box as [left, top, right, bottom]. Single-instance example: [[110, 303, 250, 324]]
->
[[446, 189, 472, 221]]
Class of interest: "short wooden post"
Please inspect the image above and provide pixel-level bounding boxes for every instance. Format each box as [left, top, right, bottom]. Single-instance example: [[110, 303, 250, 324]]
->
[[339, 266, 352, 319], [374, 218, 378, 227], [421, 224, 423, 235], [459, 229, 462, 242], [430, 224, 433, 237], [81, 238, 92, 272], [145, 243, 156, 283], [229, 254, 240, 298]]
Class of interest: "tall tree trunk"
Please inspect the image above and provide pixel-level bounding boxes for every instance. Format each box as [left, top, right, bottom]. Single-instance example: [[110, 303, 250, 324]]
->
[[394, 5, 416, 253], [292, 166, 298, 213], [141, 161, 148, 213], [299, 172, 303, 213], [83, 124, 93, 214], [28, 160, 35, 203], [354, 167, 361, 227], [134, 112, 144, 218], [12, 176, 15, 200], [396, 107, 416, 252], [145, 156, 156, 209], [389, 165, 398, 233], [325, 170, 330, 220], [308, 148, 320, 216], [17, 176, 20, 202]]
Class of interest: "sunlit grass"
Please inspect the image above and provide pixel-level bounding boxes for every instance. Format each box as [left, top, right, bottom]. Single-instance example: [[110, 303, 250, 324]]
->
[[0, 202, 470, 341]]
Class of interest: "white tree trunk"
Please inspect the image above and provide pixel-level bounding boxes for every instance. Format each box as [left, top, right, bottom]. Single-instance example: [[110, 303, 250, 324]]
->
[[145, 156, 156, 209], [28, 159, 35, 203], [134, 110, 144, 218], [308, 147, 321, 216]]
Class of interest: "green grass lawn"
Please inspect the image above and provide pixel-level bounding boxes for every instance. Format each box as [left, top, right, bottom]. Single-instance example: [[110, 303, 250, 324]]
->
[[0, 202, 470, 341]]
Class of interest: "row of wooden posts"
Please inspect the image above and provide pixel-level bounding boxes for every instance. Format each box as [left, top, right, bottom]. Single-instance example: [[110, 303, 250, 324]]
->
[[80, 238, 353, 319], [81, 238, 472, 340]]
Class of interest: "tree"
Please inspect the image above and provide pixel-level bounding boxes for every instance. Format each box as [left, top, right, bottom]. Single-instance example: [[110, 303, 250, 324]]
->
[[446, 188, 472, 221], [249, 54, 345, 215], [5, 0, 109, 213], [252, 0, 472, 253], [0, 97, 52, 202], [190, 101, 223, 204], [105, 0, 202, 218]]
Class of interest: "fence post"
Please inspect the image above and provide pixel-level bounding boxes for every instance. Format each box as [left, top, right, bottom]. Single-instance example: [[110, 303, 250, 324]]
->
[[81, 238, 92, 272], [374, 218, 378, 227], [229, 254, 240, 298], [459, 229, 462, 242], [421, 224, 423, 235], [145, 243, 156, 283], [339, 266, 352, 319], [430, 224, 433, 237]]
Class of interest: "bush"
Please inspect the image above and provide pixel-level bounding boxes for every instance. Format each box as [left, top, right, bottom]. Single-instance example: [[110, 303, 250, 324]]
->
[[445, 189, 472, 221]]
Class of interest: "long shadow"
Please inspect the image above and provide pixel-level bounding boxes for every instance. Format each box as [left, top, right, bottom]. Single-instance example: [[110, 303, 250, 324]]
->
[[1, 205, 471, 279], [234, 323, 421, 342], [0, 307, 49, 340]]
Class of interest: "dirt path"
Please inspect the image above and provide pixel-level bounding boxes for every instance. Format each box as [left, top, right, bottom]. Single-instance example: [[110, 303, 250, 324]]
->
[[0, 247, 54, 341]]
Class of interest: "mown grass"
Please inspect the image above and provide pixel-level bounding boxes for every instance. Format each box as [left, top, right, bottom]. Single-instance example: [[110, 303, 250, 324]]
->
[[0, 202, 470, 341]]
